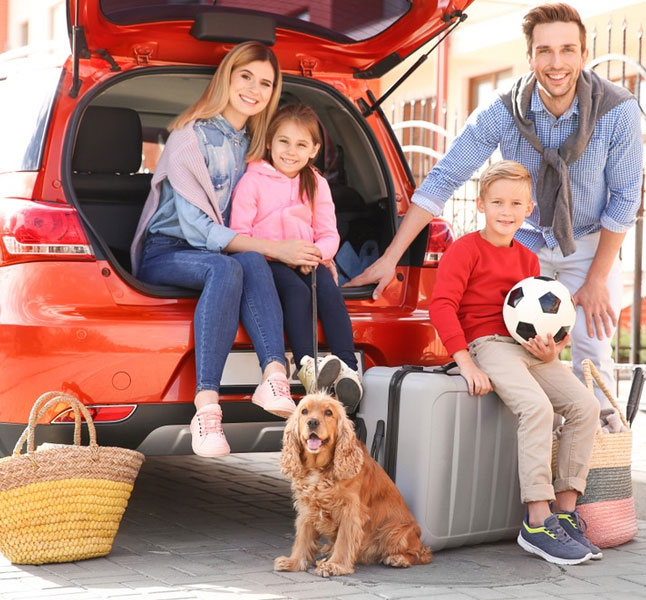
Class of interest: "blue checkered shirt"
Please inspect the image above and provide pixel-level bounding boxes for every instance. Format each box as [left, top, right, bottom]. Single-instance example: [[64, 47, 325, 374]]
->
[[412, 82, 643, 251]]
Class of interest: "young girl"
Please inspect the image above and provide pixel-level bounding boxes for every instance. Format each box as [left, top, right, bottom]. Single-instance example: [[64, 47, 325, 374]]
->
[[130, 43, 322, 459], [230, 104, 362, 411]]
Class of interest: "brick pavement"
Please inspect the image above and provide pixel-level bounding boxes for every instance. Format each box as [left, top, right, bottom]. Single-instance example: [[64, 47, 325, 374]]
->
[[2, 449, 646, 600]]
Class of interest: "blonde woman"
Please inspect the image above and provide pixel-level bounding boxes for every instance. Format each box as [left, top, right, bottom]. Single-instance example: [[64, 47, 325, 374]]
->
[[131, 42, 321, 457]]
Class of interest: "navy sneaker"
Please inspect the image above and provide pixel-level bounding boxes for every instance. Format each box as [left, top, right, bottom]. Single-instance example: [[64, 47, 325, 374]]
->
[[517, 514, 593, 565], [557, 510, 603, 560]]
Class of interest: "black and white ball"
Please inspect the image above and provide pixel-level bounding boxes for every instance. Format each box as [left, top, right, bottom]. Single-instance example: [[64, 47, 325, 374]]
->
[[503, 276, 576, 345]]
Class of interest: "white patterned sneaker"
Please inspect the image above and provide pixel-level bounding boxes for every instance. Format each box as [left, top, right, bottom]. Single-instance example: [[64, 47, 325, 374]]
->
[[252, 373, 296, 418], [334, 361, 363, 413], [297, 354, 342, 393], [189, 404, 230, 457]]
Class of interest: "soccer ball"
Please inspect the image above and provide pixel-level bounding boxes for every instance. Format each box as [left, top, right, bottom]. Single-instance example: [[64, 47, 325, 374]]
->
[[503, 276, 576, 345]]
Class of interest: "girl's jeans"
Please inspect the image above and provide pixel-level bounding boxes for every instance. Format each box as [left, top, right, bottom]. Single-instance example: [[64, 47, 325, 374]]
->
[[138, 234, 286, 394], [269, 262, 357, 370]]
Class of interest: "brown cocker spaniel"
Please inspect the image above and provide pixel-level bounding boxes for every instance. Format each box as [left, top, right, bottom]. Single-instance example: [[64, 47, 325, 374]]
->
[[275, 393, 432, 577]]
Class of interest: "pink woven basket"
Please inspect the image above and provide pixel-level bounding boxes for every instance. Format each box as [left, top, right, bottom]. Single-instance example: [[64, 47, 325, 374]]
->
[[552, 359, 637, 548], [578, 498, 637, 548]]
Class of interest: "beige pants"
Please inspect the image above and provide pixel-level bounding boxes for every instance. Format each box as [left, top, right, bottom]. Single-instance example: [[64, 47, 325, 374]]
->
[[469, 335, 600, 504]]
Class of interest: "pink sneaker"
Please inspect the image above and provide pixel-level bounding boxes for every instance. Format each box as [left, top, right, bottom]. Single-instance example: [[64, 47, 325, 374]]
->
[[190, 404, 230, 457], [252, 373, 296, 418]]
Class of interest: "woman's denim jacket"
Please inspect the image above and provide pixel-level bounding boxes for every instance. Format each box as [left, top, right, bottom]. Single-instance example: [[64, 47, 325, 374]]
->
[[147, 114, 249, 252]]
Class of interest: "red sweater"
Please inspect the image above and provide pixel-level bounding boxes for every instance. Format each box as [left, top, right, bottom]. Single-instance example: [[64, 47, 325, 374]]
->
[[429, 231, 540, 356]]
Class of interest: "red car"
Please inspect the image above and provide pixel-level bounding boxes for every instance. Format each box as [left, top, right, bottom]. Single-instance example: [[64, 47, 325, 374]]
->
[[0, 0, 473, 455]]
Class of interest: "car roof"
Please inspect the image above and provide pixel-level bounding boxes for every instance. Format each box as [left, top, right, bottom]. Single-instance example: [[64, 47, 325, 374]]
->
[[69, 0, 476, 77]]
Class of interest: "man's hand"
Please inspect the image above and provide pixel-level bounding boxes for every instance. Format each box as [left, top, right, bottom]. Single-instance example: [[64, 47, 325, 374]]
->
[[522, 333, 570, 362], [343, 255, 397, 299], [570, 227, 623, 340], [573, 277, 617, 340], [343, 203, 435, 299]]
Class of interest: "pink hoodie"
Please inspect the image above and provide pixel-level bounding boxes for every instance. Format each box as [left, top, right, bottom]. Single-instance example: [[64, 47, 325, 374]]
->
[[230, 160, 340, 261]]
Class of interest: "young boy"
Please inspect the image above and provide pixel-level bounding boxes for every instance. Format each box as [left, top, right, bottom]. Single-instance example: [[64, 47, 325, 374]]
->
[[429, 160, 601, 565]]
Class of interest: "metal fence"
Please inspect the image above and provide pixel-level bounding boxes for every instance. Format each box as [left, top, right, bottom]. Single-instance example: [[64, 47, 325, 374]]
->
[[390, 19, 646, 372]]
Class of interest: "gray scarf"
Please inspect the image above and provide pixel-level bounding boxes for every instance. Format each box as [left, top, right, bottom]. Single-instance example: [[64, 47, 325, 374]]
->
[[500, 70, 632, 256]]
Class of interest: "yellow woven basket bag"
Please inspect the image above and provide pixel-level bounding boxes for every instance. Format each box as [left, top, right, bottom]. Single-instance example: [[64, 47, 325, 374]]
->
[[0, 392, 145, 565]]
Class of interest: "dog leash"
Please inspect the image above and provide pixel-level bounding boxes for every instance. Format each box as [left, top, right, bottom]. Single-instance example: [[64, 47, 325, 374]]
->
[[311, 266, 319, 391]]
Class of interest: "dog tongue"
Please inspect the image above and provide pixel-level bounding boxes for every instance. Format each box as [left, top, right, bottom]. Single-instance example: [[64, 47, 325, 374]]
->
[[307, 436, 322, 450]]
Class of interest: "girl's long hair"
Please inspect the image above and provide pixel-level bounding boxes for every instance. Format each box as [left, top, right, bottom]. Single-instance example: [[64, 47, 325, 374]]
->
[[169, 41, 282, 161], [265, 104, 321, 205]]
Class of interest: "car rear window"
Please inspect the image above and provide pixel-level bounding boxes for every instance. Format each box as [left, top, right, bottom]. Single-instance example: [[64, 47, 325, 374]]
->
[[100, 0, 412, 42], [0, 67, 60, 173]]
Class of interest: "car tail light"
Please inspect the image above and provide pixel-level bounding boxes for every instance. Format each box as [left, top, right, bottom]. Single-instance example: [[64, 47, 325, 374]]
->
[[423, 217, 454, 267], [0, 198, 94, 266], [52, 405, 137, 424]]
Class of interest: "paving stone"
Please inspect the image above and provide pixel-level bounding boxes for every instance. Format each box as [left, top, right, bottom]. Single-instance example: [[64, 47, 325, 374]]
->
[[267, 582, 358, 599], [349, 584, 454, 598], [242, 571, 303, 585], [572, 575, 646, 593], [3, 591, 91, 600], [523, 575, 602, 593], [556, 595, 622, 600], [121, 581, 177, 593], [335, 594, 393, 600], [143, 593, 200, 600], [391, 592, 476, 600], [2, 453, 646, 599], [501, 597, 566, 600], [276, 570, 325, 583], [591, 593, 646, 600], [478, 588, 557, 599], [460, 587, 514, 599], [621, 574, 646, 586], [0, 571, 40, 580]]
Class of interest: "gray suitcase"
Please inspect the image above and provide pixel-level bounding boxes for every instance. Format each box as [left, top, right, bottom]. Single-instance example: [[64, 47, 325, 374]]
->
[[355, 364, 524, 551]]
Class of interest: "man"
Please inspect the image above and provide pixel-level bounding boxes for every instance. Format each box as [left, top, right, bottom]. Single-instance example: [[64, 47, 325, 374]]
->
[[348, 3, 643, 404]]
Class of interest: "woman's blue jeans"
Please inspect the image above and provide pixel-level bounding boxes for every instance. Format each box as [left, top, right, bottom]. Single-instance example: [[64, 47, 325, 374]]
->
[[138, 234, 286, 393]]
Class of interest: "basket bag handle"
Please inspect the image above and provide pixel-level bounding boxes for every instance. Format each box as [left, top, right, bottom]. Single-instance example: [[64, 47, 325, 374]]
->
[[12, 392, 99, 457], [582, 358, 630, 430]]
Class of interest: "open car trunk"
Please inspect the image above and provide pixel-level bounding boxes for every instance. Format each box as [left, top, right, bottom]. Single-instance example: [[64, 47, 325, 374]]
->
[[67, 68, 397, 298]]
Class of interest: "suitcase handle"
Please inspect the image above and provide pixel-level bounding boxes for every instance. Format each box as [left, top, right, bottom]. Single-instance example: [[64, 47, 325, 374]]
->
[[627, 367, 644, 426], [384, 366, 419, 479], [354, 417, 367, 444], [370, 419, 385, 460], [384, 363, 461, 480], [429, 361, 460, 376]]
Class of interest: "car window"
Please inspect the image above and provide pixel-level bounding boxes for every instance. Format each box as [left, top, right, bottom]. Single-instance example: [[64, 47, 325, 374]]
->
[[0, 67, 61, 173], [100, 0, 412, 42], [141, 126, 169, 173]]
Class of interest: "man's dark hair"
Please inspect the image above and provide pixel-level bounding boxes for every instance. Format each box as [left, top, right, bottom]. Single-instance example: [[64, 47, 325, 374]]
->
[[522, 3, 587, 54]]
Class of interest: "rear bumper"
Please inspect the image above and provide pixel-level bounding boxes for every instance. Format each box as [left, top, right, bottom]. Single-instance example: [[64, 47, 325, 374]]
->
[[0, 401, 285, 457]]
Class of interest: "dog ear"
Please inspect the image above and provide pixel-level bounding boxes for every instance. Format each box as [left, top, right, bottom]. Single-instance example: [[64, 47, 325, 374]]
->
[[333, 405, 363, 480], [280, 409, 305, 479]]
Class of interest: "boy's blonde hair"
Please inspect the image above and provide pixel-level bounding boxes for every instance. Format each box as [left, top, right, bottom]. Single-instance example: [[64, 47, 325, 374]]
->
[[479, 160, 532, 201], [169, 41, 282, 162]]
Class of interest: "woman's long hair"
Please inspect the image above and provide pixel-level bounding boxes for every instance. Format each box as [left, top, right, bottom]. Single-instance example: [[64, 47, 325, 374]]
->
[[169, 41, 282, 161], [265, 104, 322, 205]]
